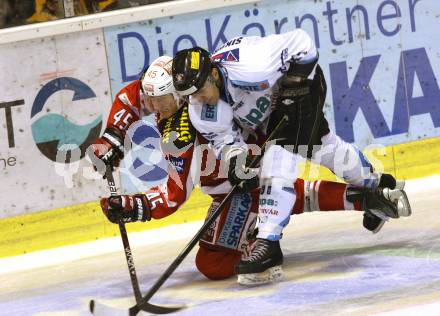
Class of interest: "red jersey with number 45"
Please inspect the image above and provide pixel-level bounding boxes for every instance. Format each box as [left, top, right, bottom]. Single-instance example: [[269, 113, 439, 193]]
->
[[107, 80, 146, 131], [103, 81, 231, 219]]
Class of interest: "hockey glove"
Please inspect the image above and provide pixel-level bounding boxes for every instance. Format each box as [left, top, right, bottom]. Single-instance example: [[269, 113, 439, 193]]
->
[[90, 127, 125, 174], [228, 152, 259, 193], [100, 194, 152, 224], [275, 58, 318, 113], [276, 75, 311, 111]]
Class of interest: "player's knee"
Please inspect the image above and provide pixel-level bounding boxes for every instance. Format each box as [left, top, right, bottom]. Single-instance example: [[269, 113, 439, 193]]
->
[[195, 247, 241, 280]]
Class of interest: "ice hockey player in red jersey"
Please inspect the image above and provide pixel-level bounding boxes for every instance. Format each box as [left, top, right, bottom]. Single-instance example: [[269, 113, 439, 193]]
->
[[92, 56, 411, 283]]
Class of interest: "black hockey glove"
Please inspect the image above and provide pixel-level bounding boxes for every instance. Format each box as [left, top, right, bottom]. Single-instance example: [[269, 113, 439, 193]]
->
[[90, 127, 125, 176], [275, 58, 318, 113], [276, 75, 311, 111], [100, 194, 152, 224], [228, 152, 259, 193]]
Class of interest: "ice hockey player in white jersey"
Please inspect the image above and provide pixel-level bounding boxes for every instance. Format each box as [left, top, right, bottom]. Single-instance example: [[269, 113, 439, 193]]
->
[[171, 29, 412, 285]]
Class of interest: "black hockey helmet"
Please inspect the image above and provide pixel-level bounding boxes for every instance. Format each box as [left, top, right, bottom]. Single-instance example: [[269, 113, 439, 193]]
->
[[172, 47, 211, 95]]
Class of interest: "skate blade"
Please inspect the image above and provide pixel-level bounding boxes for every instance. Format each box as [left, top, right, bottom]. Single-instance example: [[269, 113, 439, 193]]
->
[[395, 180, 405, 190], [397, 190, 412, 217], [369, 209, 391, 221], [382, 188, 403, 203], [237, 265, 283, 286], [371, 220, 386, 234]]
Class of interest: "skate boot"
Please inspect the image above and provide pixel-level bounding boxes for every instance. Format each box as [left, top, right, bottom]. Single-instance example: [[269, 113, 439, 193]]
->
[[363, 173, 407, 232], [363, 211, 386, 234], [347, 177, 412, 234], [362, 186, 412, 232], [235, 238, 284, 286]]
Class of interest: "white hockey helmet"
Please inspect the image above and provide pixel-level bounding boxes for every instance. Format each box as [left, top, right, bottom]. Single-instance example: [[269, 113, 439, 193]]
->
[[140, 55, 175, 97]]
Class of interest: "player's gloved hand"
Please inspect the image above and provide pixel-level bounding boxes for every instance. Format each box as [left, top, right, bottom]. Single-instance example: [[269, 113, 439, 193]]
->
[[228, 152, 259, 193], [90, 127, 125, 174], [276, 75, 311, 108], [275, 59, 318, 112], [100, 194, 151, 224]]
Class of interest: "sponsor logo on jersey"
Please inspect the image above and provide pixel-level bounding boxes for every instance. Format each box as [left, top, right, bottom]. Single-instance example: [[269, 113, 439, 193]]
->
[[212, 48, 240, 62], [231, 79, 270, 91], [168, 156, 185, 174], [218, 193, 252, 249], [201, 104, 218, 121], [159, 104, 196, 150], [215, 37, 243, 52], [244, 95, 271, 126]]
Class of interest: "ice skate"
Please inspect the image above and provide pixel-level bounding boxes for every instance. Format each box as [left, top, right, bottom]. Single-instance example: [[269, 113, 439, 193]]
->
[[235, 238, 284, 286], [361, 174, 408, 233], [347, 176, 412, 234], [363, 187, 412, 233]]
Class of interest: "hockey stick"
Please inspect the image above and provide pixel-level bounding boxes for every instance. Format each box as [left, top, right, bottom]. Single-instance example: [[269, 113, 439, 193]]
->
[[89, 165, 183, 315], [126, 115, 289, 315]]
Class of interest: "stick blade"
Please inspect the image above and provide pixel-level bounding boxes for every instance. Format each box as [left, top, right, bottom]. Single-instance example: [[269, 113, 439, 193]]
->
[[90, 299, 185, 315], [129, 302, 185, 315], [90, 299, 129, 316]]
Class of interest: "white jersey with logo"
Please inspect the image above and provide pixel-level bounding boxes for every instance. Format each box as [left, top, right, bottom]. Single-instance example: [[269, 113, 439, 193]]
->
[[188, 29, 318, 159]]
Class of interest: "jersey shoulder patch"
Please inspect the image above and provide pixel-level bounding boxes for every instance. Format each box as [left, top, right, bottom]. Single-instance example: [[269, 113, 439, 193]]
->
[[116, 81, 141, 116], [212, 48, 240, 63], [118, 92, 133, 106]]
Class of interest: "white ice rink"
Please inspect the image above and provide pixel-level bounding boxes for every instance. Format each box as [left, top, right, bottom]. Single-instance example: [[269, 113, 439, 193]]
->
[[1, 176, 440, 316]]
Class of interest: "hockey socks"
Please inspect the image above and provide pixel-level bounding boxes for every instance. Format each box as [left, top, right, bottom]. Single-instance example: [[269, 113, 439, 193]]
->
[[256, 179, 296, 241]]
